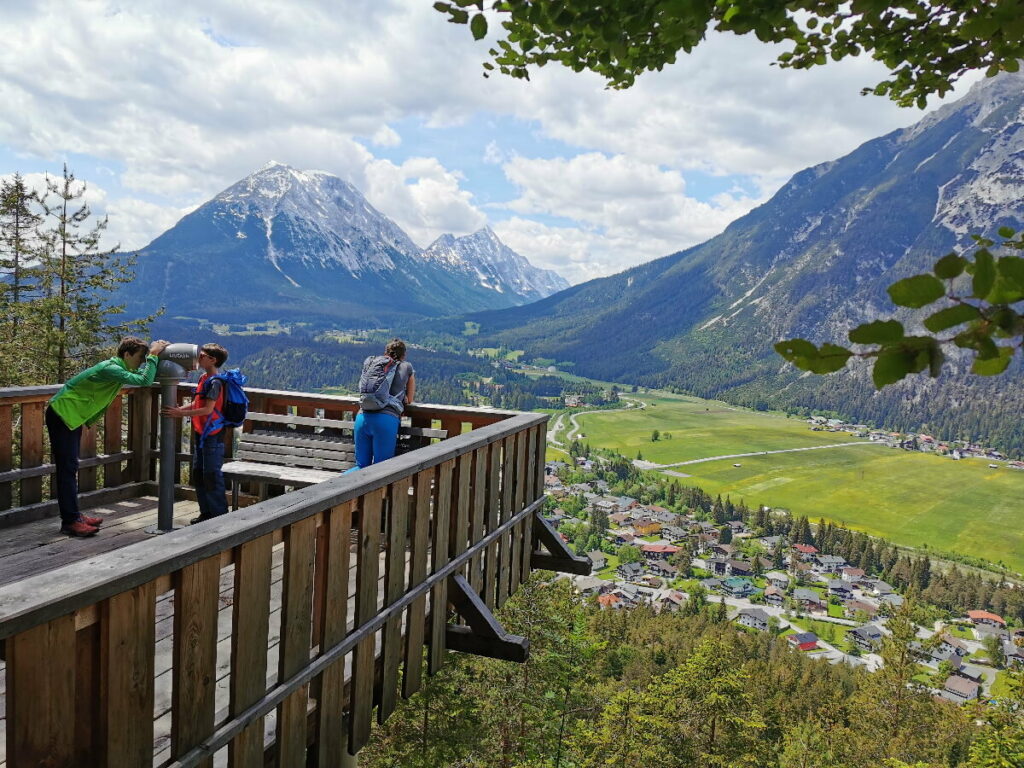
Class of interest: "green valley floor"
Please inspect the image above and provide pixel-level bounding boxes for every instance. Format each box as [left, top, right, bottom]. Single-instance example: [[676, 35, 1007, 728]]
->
[[566, 392, 1024, 574]]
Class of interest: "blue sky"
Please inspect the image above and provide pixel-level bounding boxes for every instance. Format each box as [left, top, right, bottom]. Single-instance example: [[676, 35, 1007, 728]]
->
[[0, 1, 977, 284]]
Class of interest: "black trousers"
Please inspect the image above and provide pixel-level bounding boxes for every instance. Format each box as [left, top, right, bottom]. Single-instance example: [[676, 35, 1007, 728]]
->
[[45, 405, 82, 525]]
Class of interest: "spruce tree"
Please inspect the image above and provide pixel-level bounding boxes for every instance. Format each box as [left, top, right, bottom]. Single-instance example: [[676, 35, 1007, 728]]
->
[[0, 173, 43, 384], [36, 165, 153, 382]]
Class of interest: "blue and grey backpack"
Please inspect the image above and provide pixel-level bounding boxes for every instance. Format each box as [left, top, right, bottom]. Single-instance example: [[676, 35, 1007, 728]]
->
[[198, 369, 249, 445], [358, 356, 404, 413]]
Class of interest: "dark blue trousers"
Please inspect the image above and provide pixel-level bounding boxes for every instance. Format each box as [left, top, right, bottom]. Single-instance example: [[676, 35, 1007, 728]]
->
[[193, 437, 228, 519], [45, 405, 82, 524]]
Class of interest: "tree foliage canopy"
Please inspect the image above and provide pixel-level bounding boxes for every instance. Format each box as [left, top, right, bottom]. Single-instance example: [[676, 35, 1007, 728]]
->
[[434, 0, 1024, 107]]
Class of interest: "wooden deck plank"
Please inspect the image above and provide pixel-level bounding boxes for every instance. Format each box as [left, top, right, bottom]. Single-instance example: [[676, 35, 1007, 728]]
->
[[0, 497, 200, 587]]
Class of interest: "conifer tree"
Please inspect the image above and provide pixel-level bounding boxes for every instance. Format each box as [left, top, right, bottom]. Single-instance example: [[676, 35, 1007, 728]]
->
[[35, 165, 152, 382], [0, 173, 43, 385]]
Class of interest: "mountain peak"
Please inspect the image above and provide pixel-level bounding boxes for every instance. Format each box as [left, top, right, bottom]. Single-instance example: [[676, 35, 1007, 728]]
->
[[423, 226, 569, 299]]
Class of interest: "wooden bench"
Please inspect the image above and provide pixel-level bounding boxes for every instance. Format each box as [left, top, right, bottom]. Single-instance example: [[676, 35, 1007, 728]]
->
[[222, 411, 448, 509]]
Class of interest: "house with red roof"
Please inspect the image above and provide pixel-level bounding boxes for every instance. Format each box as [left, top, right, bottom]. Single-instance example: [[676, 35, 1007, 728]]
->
[[968, 610, 1006, 627], [640, 543, 681, 561], [793, 543, 818, 560]]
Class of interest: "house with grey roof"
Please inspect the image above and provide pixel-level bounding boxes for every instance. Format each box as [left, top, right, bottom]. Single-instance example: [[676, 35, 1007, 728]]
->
[[736, 607, 771, 632], [849, 624, 883, 652], [942, 675, 980, 703]]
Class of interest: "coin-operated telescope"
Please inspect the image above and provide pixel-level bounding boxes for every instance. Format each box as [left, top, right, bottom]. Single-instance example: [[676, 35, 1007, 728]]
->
[[148, 344, 198, 534]]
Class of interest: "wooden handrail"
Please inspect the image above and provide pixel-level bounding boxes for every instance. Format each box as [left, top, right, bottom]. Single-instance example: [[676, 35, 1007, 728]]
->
[[0, 411, 546, 639]]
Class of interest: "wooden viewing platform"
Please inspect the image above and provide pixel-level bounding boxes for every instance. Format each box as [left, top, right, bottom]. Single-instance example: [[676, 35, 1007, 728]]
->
[[0, 384, 589, 767]]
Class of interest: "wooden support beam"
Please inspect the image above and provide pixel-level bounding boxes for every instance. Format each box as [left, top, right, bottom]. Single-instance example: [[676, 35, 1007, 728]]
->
[[445, 574, 528, 663], [531, 513, 591, 575]]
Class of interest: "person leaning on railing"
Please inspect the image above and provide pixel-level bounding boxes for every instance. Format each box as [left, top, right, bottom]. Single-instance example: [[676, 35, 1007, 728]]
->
[[46, 336, 169, 537], [349, 338, 416, 470]]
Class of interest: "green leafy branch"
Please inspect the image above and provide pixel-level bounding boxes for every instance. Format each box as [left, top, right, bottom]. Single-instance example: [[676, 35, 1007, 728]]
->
[[775, 228, 1024, 388], [430, 0, 1024, 107]]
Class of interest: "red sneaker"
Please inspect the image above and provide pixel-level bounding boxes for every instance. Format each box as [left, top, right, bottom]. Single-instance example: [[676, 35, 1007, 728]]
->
[[60, 521, 99, 538], [80, 514, 104, 526]]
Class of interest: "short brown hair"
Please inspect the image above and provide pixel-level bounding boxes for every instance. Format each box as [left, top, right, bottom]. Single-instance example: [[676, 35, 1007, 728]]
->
[[201, 343, 228, 366], [117, 337, 148, 358], [385, 338, 406, 360]]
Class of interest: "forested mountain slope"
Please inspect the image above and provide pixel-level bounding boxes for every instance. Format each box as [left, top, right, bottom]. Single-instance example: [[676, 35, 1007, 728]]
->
[[455, 72, 1024, 453]]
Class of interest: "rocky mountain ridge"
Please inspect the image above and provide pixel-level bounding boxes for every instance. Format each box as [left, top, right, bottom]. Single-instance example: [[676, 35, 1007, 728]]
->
[[454, 71, 1024, 453], [122, 162, 566, 324]]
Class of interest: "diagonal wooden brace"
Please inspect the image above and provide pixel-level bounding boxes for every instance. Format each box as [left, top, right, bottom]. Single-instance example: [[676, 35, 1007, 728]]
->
[[530, 513, 592, 575], [445, 574, 529, 662]]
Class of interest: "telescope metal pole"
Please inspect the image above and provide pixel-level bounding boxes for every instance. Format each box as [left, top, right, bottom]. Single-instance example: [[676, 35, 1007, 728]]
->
[[156, 380, 178, 532]]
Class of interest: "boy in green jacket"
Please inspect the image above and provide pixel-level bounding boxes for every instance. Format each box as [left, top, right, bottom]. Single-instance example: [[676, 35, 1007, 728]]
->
[[47, 336, 169, 537]]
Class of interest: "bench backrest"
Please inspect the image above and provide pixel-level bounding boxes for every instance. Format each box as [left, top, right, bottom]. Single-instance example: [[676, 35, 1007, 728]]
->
[[238, 412, 448, 470]]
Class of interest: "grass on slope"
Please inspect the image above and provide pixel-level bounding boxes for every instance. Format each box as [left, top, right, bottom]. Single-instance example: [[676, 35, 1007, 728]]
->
[[573, 392, 861, 464], [572, 392, 1024, 574], [684, 449, 1024, 573]]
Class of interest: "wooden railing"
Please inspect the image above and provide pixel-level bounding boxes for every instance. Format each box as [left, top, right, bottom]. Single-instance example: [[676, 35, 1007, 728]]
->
[[0, 385, 586, 766], [0, 383, 517, 525]]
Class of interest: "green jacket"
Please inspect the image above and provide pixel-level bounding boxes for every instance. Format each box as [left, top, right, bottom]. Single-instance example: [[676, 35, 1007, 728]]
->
[[49, 355, 159, 429]]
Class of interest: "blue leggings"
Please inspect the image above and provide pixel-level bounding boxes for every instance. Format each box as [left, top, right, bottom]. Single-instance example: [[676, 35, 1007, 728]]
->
[[351, 411, 400, 470]]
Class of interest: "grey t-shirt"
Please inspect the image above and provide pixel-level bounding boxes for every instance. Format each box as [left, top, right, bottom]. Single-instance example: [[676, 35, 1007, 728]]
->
[[363, 358, 413, 418]]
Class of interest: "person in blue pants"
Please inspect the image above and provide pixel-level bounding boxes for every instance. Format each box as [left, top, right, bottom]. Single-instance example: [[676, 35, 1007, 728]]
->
[[351, 339, 415, 470]]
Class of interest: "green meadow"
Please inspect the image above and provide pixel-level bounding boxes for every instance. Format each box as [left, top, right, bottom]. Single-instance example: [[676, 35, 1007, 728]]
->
[[570, 392, 1024, 574], [573, 392, 863, 463]]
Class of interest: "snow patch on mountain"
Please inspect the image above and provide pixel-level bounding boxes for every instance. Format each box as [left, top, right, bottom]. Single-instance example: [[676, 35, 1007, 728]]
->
[[422, 227, 570, 301]]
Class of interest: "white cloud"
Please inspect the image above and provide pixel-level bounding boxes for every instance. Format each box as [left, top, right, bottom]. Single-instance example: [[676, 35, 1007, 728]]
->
[[362, 157, 486, 248], [495, 152, 763, 280], [371, 125, 401, 147], [0, 0, 984, 286]]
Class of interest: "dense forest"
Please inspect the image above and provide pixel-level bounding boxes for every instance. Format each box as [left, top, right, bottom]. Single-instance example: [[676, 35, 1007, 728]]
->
[[360, 575, 1023, 768]]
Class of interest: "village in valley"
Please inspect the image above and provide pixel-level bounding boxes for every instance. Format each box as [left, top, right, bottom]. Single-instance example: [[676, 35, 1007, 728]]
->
[[541, 452, 1024, 707]]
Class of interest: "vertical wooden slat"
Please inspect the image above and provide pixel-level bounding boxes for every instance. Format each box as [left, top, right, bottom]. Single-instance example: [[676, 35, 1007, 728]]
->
[[440, 417, 462, 441], [100, 582, 156, 768], [349, 489, 383, 753], [509, 432, 526, 593], [0, 403, 12, 509], [378, 479, 409, 723], [6, 614, 76, 767], [428, 460, 453, 673], [128, 389, 154, 483], [451, 452, 472, 562], [497, 436, 515, 607], [316, 501, 353, 765], [20, 400, 44, 504], [519, 426, 539, 585], [483, 441, 501, 610], [103, 395, 122, 487], [172, 407, 184, 485], [79, 421, 98, 492], [76, 622, 102, 765], [171, 555, 220, 768], [277, 515, 317, 768], [402, 468, 433, 699], [527, 424, 547, 583], [469, 445, 488, 595], [230, 534, 273, 767]]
